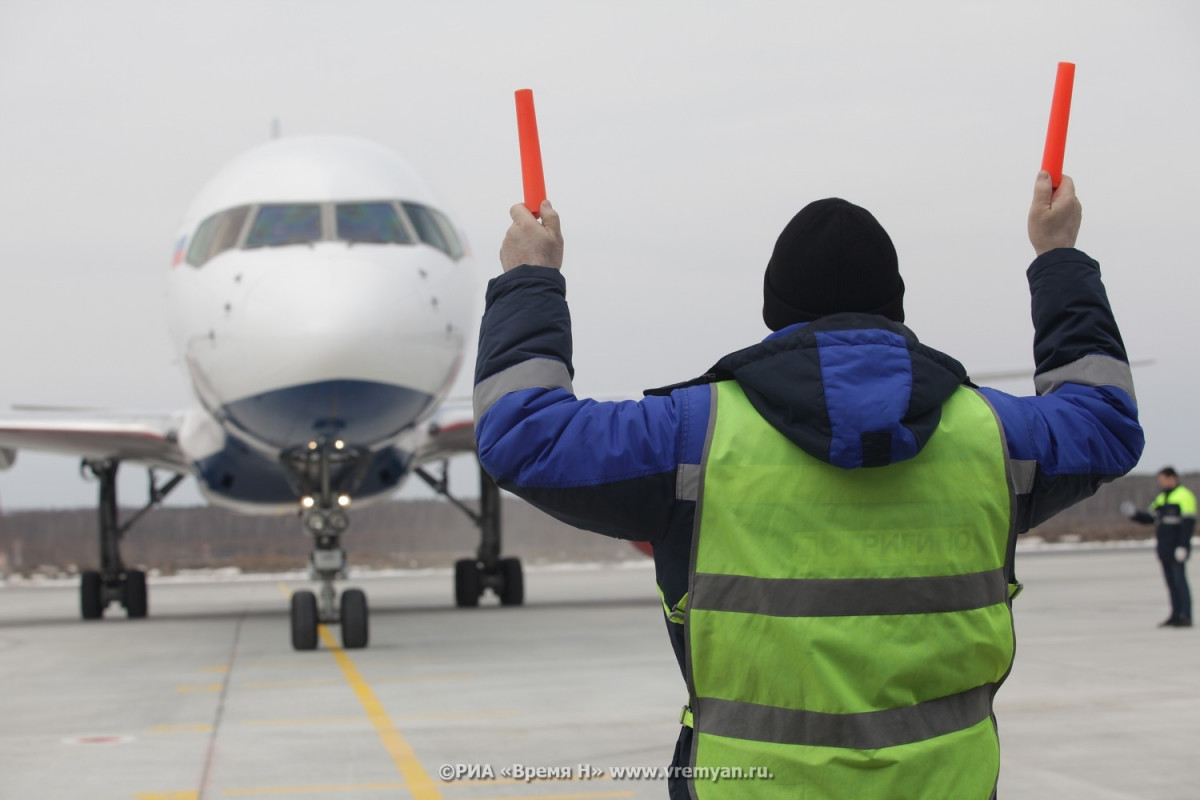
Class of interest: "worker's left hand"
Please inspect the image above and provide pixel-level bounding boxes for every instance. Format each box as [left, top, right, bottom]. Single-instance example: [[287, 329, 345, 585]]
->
[[1176, 547, 1189, 564], [1028, 171, 1082, 256], [500, 200, 563, 272]]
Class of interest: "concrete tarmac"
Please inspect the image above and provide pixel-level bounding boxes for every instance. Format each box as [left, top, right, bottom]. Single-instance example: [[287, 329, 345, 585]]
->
[[0, 548, 1196, 799]]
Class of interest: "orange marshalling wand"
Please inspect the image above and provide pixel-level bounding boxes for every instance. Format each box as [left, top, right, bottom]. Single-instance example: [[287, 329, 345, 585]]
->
[[1041, 62, 1075, 189], [515, 89, 547, 216]]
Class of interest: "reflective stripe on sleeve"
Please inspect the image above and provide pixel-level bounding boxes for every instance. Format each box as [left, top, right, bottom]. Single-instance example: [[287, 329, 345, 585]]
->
[[472, 358, 574, 421], [1034, 354, 1136, 402]]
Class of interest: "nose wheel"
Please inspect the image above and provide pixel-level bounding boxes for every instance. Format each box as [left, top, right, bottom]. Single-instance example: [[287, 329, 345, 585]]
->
[[281, 438, 373, 651], [289, 585, 368, 651], [288, 513, 371, 651], [340, 588, 369, 648], [290, 590, 319, 650]]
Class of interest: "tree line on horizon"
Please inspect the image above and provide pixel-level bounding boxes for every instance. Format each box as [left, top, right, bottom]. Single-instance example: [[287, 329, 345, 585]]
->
[[0, 472, 1181, 577]]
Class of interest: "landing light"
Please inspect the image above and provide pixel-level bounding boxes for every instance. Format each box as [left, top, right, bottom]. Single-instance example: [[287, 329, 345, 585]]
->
[[334, 440, 345, 450], [337, 494, 352, 508], [308, 441, 318, 451], [301, 496, 315, 509]]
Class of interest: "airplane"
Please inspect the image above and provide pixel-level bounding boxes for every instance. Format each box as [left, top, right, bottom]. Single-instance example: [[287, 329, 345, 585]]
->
[[0, 135, 524, 650]]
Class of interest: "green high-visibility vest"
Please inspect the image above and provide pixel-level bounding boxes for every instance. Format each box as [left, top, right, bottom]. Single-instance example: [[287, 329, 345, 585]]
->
[[1149, 485, 1197, 523], [683, 381, 1017, 799]]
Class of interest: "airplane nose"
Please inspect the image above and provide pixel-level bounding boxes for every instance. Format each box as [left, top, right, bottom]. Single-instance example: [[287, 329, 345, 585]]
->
[[184, 245, 467, 447], [245, 253, 428, 348]]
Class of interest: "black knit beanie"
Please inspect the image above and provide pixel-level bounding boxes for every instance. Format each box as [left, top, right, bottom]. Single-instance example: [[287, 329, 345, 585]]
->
[[762, 198, 905, 331]]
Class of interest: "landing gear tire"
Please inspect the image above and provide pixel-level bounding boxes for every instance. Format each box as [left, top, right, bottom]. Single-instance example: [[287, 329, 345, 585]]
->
[[340, 588, 369, 649], [499, 558, 524, 606], [124, 570, 148, 619], [454, 559, 481, 608], [290, 590, 319, 651], [81, 571, 104, 620]]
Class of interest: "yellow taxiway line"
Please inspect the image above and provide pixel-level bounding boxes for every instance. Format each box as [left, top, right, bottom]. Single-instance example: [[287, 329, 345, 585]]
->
[[315, 623, 445, 800], [134, 585, 628, 800]]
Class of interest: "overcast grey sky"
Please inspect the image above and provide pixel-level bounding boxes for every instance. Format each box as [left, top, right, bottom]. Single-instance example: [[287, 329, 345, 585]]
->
[[0, 0, 1197, 510]]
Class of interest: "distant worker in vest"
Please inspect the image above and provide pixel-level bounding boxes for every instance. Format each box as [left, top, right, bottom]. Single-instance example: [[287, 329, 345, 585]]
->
[[473, 171, 1143, 799], [1123, 467, 1195, 628]]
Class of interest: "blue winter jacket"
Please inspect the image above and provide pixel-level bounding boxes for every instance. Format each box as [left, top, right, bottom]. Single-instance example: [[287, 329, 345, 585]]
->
[[473, 247, 1143, 735], [475, 246, 1142, 650]]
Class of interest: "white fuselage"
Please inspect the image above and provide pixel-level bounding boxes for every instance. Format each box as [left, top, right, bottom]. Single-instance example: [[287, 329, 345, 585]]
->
[[165, 137, 473, 512]]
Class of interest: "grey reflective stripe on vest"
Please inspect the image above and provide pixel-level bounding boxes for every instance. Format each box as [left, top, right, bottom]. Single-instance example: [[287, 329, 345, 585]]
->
[[691, 568, 1007, 618], [1009, 459, 1036, 495], [677, 463, 701, 502], [1034, 354, 1137, 403], [1161, 516, 1183, 525], [473, 358, 574, 421], [695, 685, 995, 750]]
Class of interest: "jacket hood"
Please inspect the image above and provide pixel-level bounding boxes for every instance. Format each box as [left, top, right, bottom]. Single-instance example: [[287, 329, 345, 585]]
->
[[682, 313, 967, 470]]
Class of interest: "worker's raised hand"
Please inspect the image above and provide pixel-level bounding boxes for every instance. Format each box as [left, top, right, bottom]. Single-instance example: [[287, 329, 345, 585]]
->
[[500, 200, 563, 272], [1120, 501, 1137, 518], [1028, 170, 1082, 256]]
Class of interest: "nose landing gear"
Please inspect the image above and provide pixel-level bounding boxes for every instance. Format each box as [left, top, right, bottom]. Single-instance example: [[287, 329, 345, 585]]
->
[[282, 439, 371, 651]]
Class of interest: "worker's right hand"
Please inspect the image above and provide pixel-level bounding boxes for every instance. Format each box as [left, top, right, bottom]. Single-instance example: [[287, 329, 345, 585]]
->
[[1028, 170, 1082, 256], [1120, 501, 1138, 518]]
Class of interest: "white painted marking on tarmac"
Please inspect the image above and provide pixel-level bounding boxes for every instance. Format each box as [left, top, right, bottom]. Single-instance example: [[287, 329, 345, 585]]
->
[[148, 724, 213, 735]]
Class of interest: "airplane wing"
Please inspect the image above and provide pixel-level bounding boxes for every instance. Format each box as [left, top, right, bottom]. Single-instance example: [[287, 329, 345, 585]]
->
[[0, 409, 191, 473], [971, 358, 1154, 385], [411, 402, 476, 465], [0, 398, 479, 480]]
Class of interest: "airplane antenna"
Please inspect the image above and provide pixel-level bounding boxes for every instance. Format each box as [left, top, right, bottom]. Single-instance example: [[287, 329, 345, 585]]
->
[[270, 118, 281, 139]]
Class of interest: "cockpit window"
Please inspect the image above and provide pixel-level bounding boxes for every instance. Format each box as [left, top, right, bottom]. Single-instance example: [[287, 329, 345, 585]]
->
[[401, 202, 447, 253], [402, 202, 463, 260], [245, 204, 322, 248], [186, 206, 250, 267], [183, 200, 464, 264], [336, 202, 412, 244], [186, 216, 219, 266], [429, 207, 465, 260]]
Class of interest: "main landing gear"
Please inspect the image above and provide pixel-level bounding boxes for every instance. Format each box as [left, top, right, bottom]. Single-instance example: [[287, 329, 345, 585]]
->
[[415, 460, 524, 609], [78, 460, 184, 621]]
